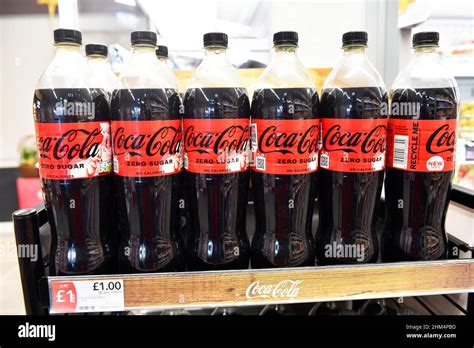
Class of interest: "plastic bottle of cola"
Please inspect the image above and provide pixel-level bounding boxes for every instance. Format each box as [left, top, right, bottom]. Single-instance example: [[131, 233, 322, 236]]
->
[[251, 31, 319, 268], [111, 31, 185, 273], [33, 29, 114, 275], [183, 32, 251, 271], [383, 32, 459, 261], [316, 31, 387, 265]]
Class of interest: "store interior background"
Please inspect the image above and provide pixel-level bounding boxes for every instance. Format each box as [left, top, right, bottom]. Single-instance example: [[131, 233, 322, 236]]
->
[[0, 0, 473, 314]]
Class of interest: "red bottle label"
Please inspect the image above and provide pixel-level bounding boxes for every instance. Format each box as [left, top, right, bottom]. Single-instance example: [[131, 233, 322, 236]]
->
[[35, 122, 112, 180], [183, 118, 250, 174], [386, 119, 457, 172], [251, 119, 320, 174], [111, 120, 182, 177], [320, 118, 387, 172]]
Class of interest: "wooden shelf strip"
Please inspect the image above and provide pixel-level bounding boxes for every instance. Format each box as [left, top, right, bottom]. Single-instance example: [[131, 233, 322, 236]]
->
[[47, 259, 474, 311]]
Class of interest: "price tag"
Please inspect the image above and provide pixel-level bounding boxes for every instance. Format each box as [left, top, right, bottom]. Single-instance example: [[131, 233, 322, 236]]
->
[[49, 279, 125, 313]]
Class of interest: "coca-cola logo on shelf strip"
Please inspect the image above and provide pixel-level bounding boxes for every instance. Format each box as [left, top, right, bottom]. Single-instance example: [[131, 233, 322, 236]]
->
[[245, 280, 303, 300]]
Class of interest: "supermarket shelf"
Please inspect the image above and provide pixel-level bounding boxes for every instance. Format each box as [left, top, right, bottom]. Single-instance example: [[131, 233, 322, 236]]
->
[[45, 259, 474, 313]]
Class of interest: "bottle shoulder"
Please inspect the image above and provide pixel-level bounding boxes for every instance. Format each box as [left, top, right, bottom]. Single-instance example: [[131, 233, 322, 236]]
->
[[117, 66, 171, 89], [323, 55, 386, 90], [391, 58, 458, 91], [187, 56, 242, 88], [116, 52, 174, 89], [87, 64, 118, 91], [36, 55, 91, 89], [254, 61, 315, 89]]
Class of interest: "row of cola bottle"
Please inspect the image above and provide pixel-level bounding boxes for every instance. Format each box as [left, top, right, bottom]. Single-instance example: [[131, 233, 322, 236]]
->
[[33, 29, 459, 276]]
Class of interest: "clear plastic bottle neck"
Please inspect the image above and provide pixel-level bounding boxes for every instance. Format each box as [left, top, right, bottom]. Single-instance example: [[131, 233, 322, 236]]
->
[[204, 45, 228, 56], [272, 44, 303, 71], [157, 56, 180, 90], [201, 45, 232, 67], [273, 44, 299, 62], [36, 42, 89, 89], [54, 43, 81, 55], [87, 55, 117, 92], [118, 44, 171, 89], [131, 44, 157, 62], [129, 45, 157, 69], [87, 55, 108, 63], [254, 43, 314, 89], [52, 43, 83, 63], [158, 57, 168, 64], [187, 45, 240, 88], [391, 43, 458, 93], [412, 45, 438, 59], [274, 44, 297, 54], [323, 44, 385, 90], [87, 55, 108, 74], [342, 44, 369, 62]]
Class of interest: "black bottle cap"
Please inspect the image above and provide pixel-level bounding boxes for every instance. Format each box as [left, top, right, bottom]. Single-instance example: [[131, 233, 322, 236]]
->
[[273, 31, 298, 46], [203, 32, 228, 47], [156, 45, 168, 58], [54, 28, 82, 45], [131, 31, 157, 46], [85, 44, 108, 57], [413, 32, 439, 47], [342, 31, 368, 46]]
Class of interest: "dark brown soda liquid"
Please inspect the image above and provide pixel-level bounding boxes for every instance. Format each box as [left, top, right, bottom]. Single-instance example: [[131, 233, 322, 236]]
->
[[34, 88, 114, 275], [111, 88, 185, 273], [316, 87, 386, 265], [383, 87, 457, 261], [251, 88, 318, 268], [184, 87, 250, 271]]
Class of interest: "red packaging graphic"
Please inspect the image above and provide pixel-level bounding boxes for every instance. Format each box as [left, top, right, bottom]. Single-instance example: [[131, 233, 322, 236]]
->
[[111, 120, 182, 177], [251, 119, 319, 174], [386, 119, 456, 172], [35, 122, 112, 180], [320, 118, 387, 172], [183, 118, 250, 174]]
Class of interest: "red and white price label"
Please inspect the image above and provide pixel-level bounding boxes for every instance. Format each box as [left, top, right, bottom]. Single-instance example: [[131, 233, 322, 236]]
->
[[49, 279, 125, 313]]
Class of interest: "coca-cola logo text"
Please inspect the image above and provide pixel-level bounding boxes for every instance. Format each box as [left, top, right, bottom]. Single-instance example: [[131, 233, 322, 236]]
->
[[245, 280, 303, 299], [426, 124, 455, 155], [184, 125, 249, 155], [323, 124, 386, 154], [258, 125, 319, 155], [114, 126, 181, 157], [38, 128, 102, 160]]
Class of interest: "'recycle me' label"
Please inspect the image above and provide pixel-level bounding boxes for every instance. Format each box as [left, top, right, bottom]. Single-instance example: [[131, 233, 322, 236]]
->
[[386, 119, 457, 172], [35, 122, 112, 180], [319, 118, 387, 172], [183, 118, 250, 174], [111, 120, 182, 177], [251, 119, 320, 174], [49, 279, 124, 313]]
